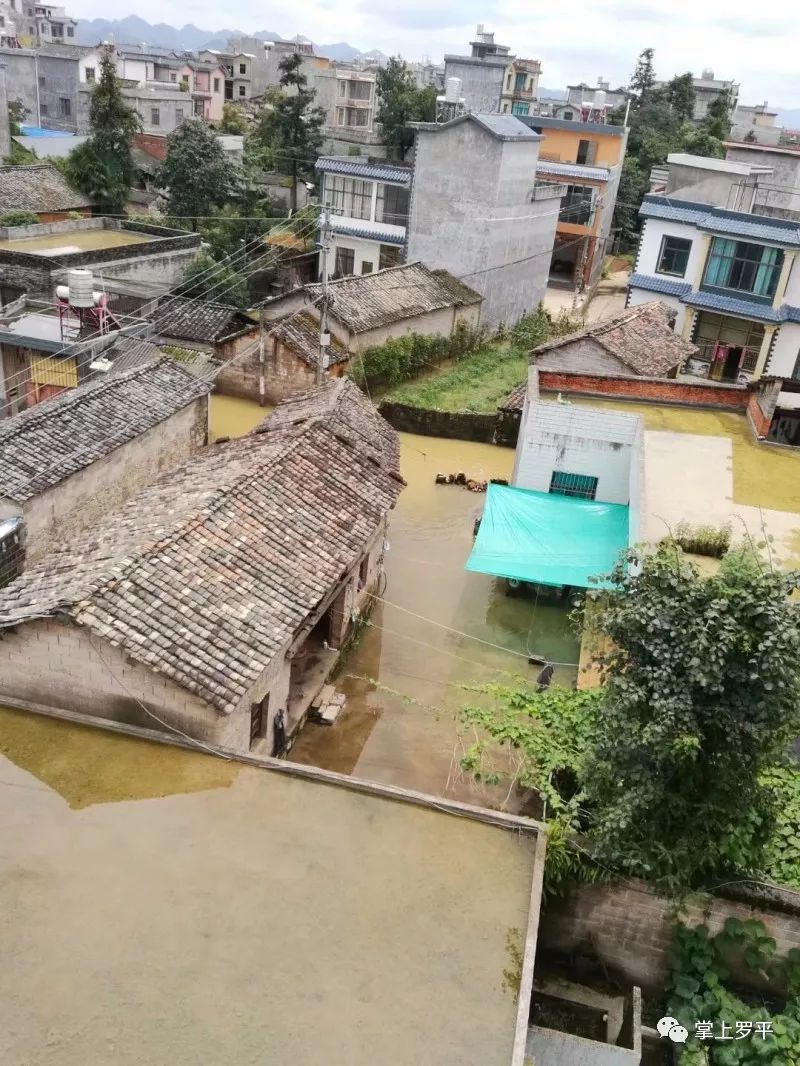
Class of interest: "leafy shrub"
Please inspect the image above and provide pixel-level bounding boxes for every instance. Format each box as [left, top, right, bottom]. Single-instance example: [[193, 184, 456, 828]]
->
[[0, 210, 39, 227], [348, 323, 483, 392], [666, 521, 732, 558]]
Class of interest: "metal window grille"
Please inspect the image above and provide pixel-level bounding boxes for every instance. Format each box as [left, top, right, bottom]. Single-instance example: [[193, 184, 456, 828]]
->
[[549, 471, 599, 500]]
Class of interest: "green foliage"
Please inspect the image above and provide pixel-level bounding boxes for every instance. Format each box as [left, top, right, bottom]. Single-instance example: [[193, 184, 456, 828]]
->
[[584, 547, 800, 891], [349, 323, 482, 393], [247, 54, 325, 211], [156, 119, 238, 227], [219, 102, 248, 134], [8, 98, 28, 137], [179, 249, 248, 308], [376, 56, 437, 156], [705, 90, 734, 141], [664, 72, 696, 123], [629, 47, 657, 102], [0, 210, 39, 226], [760, 765, 800, 889], [663, 521, 733, 558], [381, 343, 531, 412], [666, 919, 800, 1064], [65, 49, 141, 212]]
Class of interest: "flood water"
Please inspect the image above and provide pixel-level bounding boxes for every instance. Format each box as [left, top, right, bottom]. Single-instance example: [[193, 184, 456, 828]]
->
[[0, 230, 152, 257]]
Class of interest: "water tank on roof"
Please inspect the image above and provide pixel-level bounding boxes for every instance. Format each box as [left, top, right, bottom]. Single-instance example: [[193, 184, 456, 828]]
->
[[66, 268, 94, 307], [445, 77, 462, 103], [594, 90, 607, 110]]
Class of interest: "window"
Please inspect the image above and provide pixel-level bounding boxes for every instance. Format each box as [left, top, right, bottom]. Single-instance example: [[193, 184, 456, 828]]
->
[[563, 110, 574, 120], [59, 97, 71, 117], [511, 101, 529, 116], [702, 238, 784, 300], [66, 24, 73, 35], [560, 185, 594, 226], [39, 102, 48, 115], [38, 74, 45, 87], [692, 311, 765, 377], [549, 471, 598, 500], [375, 182, 409, 226], [225, 80, 233, 100], [0, 16, 4, 26], [170, 71, 177, 82], [514, 71, 526, 92], [348, 80, 372, 100], [150, 107, 160, 126], [337, 106, 368, 127], [361, 261, 373, 274], [576, 138, 597, 165], [656, 235, 692, 277], [239, 62, 246, 74], [238, 85, 246, 97], [50, 22, 62, 36], [84, 66, 95, 83], [334, 246, 355, 277], [213, 77, 220, 92], [175, 107, 184, 122], [40, 20, 47, 31], [327, 175, 372, 220], [338, 80, 347, 97], [180, 76, 189, 89], [792, 350, 800, 382], [249, 693, 268, 748], [379, 244, 401, 270]]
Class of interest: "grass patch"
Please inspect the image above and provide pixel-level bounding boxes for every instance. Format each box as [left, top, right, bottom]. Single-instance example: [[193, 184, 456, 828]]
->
[[384, 346, 528, 414]]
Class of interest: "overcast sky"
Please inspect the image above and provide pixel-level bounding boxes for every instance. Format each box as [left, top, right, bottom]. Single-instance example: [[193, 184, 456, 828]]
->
[[72, 0, 800, 109]]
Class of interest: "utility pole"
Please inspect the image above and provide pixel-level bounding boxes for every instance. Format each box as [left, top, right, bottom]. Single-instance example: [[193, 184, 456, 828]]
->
[[317, 205, 332, 387]]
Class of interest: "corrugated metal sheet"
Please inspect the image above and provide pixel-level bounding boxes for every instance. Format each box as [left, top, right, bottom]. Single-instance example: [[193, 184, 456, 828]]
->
[[29, 356, 77, 388]]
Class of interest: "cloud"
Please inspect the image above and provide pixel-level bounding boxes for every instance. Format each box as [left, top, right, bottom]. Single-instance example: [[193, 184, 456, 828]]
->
[[713, 17, 784, 37], [604, 4, 672, 22]]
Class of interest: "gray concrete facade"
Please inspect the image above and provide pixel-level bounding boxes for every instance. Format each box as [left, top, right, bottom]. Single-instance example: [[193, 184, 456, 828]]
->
[[407, 114, 562, 328], [0, 47, 82, 132], [725, 144, 800, 221], [0, 61, 10, 160], [443, 55, 507, 113]]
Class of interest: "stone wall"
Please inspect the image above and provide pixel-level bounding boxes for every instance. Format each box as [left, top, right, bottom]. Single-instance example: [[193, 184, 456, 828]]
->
[[541, 879, 800, 995], [378, 400, 497, 443], [21, 398, 208, 565]]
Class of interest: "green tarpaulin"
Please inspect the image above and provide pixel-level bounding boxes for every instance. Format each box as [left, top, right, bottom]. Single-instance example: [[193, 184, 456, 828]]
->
[[465, 483, 630, 590]]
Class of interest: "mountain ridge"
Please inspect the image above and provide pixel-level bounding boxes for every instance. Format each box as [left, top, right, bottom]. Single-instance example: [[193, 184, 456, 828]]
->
[[73, 15, 388, 62]]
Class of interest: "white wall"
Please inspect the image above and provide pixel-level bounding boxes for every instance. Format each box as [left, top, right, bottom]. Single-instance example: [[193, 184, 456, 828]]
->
[[626, 287, 687, 331], [767, 322, 800, 378], [514, 401, 641, 505], [782, 256, 800, 306], [635, 217, 704, 287], [327, 234, 385, 278]]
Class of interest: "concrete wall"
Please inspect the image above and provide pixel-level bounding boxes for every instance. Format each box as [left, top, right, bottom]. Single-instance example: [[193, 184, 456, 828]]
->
[[19, 398, 207, 565], [1, 49, 80, 132], [726, 147, 800, 221], [378, 400, 496, 443], [766, 321, 800, 378], [443, 57, 505, 113], [526, 1027, 639, 1066], [351, 303, 481, 351], [513, 400, 639, 504], [629, 217, 706, 334], [0, 61, 10, 160], [407, 120, 560, 328], [666, 164, 749, 209]]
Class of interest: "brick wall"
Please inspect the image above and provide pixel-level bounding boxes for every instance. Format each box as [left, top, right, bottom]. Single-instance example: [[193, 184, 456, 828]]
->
[[378, 401, 496, 443], [747, 391, 772, 437], [215, 335, 347, 405], [538, 370, 750, 410], [133, 132, 168, 161], [541, 879, 800, 994], [22, 398, 208, 565]]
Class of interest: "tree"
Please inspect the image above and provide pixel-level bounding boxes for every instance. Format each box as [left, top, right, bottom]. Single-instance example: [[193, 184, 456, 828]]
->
[[663, 72, 696, 123], [704, 89, 733, 141], [8, 99, 28, 136], [180, 249, 248, 308], [629, 47, 657, 106], [156, 119, 238, 228], [376, 56, 434, 156], [65, 49, 140, 213], [219, 103, 248, 134], [584, 547, 800, 890], [248, 54, 325, 212]]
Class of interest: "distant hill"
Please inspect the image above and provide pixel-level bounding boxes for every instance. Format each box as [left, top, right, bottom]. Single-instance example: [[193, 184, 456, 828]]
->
[[74, 16, 387, 63]]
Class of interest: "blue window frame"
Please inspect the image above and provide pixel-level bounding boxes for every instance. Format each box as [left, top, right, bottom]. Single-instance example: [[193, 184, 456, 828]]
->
[[549, 471, 598, 500]]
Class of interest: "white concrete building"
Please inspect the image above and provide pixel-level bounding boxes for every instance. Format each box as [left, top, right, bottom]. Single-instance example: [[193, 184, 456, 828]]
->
[[315, 156, 411, 277], [628, 192, 800, 383]]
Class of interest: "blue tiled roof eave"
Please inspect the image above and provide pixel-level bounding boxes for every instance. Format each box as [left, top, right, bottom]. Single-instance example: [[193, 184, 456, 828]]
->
[[639, 195, 800, 247], [315, 156, 412, 187], [324, 220, 406, 247], [681, 289, 784, 323], [536, 161, 610, 182], [628, 273, 692, 298]]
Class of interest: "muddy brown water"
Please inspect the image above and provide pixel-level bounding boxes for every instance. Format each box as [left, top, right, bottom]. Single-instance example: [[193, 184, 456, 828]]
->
[[0, 230, 152, 257]]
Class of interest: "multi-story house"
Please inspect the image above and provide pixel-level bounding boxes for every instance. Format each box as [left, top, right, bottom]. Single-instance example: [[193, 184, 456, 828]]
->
[[197, 48, 254, 102], [407, 112, 564, 327], [691, 69, 739, 122], [314, 66, 381, 155], [521, 114, 628, 291], [179, 61, 226, 122], [1, 45, 85, 132], [731, 102, 781, 147], [0, 0, 22, 47], [15, 1, 75, 45], [499, 58, 541, 118], [444, 23, 514, 114], [314, 156, 410, 277], [564, 77, 628, 123], [627, 192, 800, 384]]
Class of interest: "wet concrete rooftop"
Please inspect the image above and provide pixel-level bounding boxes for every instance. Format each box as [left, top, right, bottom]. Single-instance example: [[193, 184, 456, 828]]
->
[[0, 707, 539, 1066]]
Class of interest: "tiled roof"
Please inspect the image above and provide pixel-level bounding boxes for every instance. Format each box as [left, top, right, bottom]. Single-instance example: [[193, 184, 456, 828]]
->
[[534, 301, 697, 376], [682, 290, 785, 322], [306, 262, 482, 335], [498, 380, 527, 413], [148, 297, 257, 344], [268, 312, 349, 367], [329, 219, 406, 246], [0, 381, 403, 715], [315, 156, 412, 186], [0, 164, 92, 213], [640, 195, 800, 246], [0, 357, 212, 504], [536, 161, 610, 182], [628, 273, 692, 298]]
